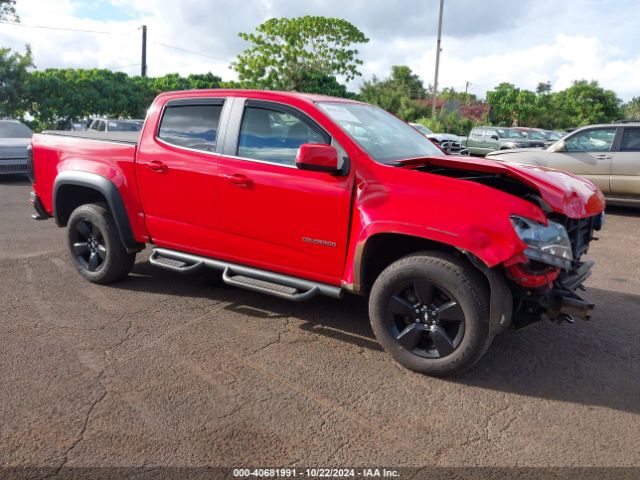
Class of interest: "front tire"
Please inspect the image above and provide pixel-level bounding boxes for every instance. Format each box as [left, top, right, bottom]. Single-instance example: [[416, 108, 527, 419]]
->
[[67, 203, 135, 284], [369, 252, 492, 377]]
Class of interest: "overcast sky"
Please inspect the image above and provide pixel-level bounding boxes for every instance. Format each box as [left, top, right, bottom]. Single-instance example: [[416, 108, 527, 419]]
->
[[1, 0, 640, 100]]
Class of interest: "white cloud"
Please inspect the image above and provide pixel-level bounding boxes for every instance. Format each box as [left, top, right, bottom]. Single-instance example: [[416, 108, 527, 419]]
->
[[1, 0, 639, 101]]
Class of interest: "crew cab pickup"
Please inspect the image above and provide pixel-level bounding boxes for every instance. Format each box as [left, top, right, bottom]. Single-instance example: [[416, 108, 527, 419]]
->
[[29, 90, 606, 376], [463, 126, 547, 156]]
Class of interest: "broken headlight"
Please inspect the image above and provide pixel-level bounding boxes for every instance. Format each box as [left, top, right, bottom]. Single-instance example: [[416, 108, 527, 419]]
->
[[510, 216, 573, 270]]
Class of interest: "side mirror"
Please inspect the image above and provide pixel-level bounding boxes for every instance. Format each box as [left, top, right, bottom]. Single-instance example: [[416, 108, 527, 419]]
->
[[296, 144, 339, 173], [550, 140, 566, 152], [490, 135, 499, 140]]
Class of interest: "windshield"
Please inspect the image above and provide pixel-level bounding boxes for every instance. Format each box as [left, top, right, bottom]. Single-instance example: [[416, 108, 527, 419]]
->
[[0, 121, 33, 138], [545, 131, 563, 141], [107, 120, 143, 132], [497, 128, 525, 139], [317, 102, 443, 163], [524, 130, 547, 141]]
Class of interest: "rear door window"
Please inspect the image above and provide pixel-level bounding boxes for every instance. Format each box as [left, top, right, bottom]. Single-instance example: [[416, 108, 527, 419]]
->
[[158, 103, 223, 152], [620, 127, 640, 152]]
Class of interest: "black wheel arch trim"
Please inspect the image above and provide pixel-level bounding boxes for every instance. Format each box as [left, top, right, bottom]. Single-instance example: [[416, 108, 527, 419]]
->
[[53, 171, 144, 252], [465, 252, 513, 335]]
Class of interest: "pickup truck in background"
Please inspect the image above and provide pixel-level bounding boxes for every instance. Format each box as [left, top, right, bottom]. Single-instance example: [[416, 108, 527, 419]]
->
[[29, 90, 605, 376], [463, 126, 547, 156]]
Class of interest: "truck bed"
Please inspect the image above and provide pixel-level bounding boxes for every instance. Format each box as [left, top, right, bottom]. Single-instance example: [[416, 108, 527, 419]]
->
[[42, 130, 140, 145]]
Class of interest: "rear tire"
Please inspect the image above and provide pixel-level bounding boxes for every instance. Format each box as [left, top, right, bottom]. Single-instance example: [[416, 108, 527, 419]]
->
[[67, 203, 135, 284], [369, 251, 492, 377]]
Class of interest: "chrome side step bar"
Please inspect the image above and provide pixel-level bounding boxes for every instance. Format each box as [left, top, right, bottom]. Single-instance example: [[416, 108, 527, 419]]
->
[[149, 248, 343, 302]]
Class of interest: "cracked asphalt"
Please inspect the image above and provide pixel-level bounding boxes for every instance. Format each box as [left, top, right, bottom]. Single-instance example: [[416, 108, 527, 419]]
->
[[1, 175, 639, 471]]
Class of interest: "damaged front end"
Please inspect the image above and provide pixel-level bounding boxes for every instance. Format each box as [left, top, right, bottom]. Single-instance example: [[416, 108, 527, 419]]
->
[[401, 155, 606, 330], [506, 212, 604, 328]]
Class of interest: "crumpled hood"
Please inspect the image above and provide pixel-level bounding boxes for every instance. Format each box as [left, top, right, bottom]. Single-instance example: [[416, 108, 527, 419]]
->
[[0, 138, 30, 159], [402, 155, 605, 219]]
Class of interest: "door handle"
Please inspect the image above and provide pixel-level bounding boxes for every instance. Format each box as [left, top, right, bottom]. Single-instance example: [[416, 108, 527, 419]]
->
[[146, 160, 168, 173], [222, 173, 252, 187], [595, 154, 612, 160]]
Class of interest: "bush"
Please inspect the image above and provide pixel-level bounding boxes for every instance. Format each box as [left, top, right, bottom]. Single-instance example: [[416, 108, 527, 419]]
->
[[414, 111, 481, 136]]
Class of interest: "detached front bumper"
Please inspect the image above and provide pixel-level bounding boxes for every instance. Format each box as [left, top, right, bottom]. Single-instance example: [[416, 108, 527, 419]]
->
[[547, 260, 595, 322], [511, 259, 595, 328]]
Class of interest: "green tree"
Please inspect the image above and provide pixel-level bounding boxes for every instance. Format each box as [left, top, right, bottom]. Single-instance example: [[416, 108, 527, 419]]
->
[[439, 86, 476, 105], [553, 80, 621, 127], [285, 70, 353, 97], [536, 81, 552, 94], [1, 0, 18, 21], [415, 111, 480, 137], [232, 16, 368, 90], [359, 66, 431, 120], [623, 97, 640, 119], [389, 65, 427, 100], [0, 45, 33, 118], [24, 69, 223, 129], [486, 82, 539, 126]]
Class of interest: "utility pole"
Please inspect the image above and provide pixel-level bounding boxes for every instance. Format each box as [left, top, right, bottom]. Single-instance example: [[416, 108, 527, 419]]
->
[[141, 25, 147, 77], [464, 81, 470, 105], [431, 0, 444, 118]]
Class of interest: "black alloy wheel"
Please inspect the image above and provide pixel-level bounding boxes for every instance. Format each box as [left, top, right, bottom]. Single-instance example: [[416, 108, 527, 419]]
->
[[66, 203, 136, 284], [386, 280, 465, 359], [368, 252, 492, 376], [70, 219, 107, 272]]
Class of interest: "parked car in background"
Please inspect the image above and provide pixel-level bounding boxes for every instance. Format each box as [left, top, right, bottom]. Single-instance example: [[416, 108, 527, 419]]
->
[[514, 127, 557, 147], [87, 118, 144, 132], [542, 130, 564, 142], [514, 128, 564, 146], [486, 122, 640, 206], [0, 119, 33, 175], [409, 123, 469, 155], [462, 126, 547, 156]]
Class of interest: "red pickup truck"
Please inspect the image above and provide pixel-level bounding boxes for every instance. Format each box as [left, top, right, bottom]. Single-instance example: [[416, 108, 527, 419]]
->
[[28, 89, 605, 376]]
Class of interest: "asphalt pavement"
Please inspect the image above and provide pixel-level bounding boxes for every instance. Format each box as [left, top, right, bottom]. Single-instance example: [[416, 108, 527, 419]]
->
[[1, 175, 638, 473]]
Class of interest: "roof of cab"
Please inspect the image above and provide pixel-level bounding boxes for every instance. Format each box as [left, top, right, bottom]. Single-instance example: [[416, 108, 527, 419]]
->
[[154, 89, 362, 104]]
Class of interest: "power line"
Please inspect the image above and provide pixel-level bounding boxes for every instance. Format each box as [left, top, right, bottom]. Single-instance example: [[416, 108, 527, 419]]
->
[[0, 19, 133, 36], [0, 19, 232, 64], [153, 41, 231, 63], [112, 63, 141, 71]]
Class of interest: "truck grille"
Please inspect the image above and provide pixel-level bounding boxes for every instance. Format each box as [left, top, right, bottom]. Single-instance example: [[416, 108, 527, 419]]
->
[[0, 163, 28, 173]]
